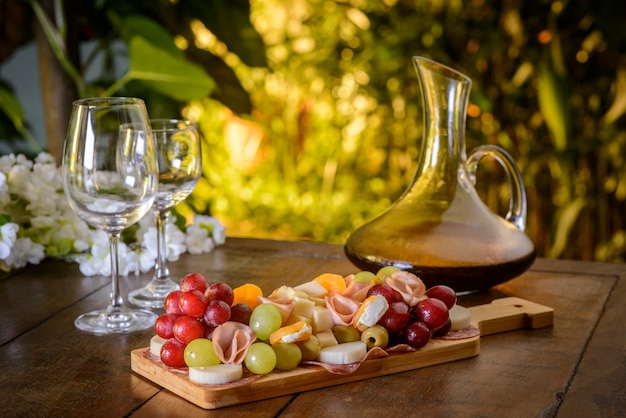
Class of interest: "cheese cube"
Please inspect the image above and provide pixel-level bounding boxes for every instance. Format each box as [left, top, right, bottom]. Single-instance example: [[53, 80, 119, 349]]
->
[[294, 281, 328, 298], [311, 306, 335, 333], [292, 297, 315, 319], [315, 330, 338, 348], [285, 313, 311, 326]]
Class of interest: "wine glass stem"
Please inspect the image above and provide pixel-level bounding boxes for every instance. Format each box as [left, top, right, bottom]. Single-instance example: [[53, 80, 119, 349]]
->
[[154, 209, 171, 282], [107, 231, 124, 314]]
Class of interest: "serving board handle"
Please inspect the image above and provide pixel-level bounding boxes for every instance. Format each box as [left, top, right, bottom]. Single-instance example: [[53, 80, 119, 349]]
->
[[468, 297, 554, 336]]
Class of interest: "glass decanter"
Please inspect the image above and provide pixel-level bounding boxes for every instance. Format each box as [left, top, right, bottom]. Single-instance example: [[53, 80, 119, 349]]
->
[[344, 57, 536, 293]]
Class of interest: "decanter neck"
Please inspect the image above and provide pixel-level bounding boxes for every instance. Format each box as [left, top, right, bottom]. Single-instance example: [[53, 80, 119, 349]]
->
[[413, 57, 472, 174]]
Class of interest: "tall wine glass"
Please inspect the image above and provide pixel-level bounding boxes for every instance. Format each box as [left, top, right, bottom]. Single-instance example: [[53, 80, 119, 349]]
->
[[63, 97, 158, 334], [128, 119, 202, 308]]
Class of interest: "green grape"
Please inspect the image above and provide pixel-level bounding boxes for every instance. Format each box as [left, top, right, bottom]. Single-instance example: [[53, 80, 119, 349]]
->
[[271, 343, 302, 371], [184, 338, 221, 367], [354, 271, 376, 283], [249, 303, 282, 340], [376, 266, 400, 279], [244, 342, 277, 374]]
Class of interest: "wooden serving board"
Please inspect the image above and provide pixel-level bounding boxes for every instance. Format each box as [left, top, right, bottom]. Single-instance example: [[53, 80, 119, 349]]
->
[[131, 297, 553, 409]]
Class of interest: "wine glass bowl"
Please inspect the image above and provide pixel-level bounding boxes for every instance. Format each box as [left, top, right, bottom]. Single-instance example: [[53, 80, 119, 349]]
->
[[63, 97, 159, 334], [128, 119, 202, 308]]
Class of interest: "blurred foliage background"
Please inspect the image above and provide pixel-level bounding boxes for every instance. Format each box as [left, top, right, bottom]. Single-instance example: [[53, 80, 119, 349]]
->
[[1, 0, 626, 262]]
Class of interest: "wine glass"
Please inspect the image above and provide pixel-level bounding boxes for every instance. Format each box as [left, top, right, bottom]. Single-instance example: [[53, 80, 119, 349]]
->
[[128, 119, 202, 308], [63, 97, 159, 334]]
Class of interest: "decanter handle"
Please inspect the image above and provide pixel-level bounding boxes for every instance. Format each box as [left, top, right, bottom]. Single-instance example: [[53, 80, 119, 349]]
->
[[466, 145, 527, 231]]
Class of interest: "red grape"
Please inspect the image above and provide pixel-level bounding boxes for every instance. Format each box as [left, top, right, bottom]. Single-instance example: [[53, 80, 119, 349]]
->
[[425, 285, 457, 309], [180, 273, 209, 293], [415, 298, 449, 331], [378, 301, 410, 334], [154, 313, 181, 339], [173, 316, 206, 345], [205, 326, 216, 339], [164, 290, 184, 315], [434, 318, 452, 337], [160, 338, 186, 367], [367, 283, 404, 304], [203, 300, 232, 327], [404, 321, 432, 349], [204, 282, 235, 305], [179, 290, 209, 318], [230, 303, 252, 324]]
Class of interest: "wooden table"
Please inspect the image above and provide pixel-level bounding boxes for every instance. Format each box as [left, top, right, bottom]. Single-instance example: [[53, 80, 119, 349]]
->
[[0, 237, 624, 417]]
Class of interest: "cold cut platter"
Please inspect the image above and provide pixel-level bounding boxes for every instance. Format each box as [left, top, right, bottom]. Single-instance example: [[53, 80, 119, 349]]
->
[[131, 292, 553, 410]]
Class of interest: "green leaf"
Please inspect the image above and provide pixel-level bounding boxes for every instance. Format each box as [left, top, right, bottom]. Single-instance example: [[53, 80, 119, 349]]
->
[[0, 87, 25, 129], [125, 37, 216, 101], [537, 61, 570, 151], [171, 208, 187, 232], [603, 66, 626, 125], [118, 15, 182, 58], [45, 239, 75, 257], [0, 86, 43, 153], [548, 197, 587, 258]]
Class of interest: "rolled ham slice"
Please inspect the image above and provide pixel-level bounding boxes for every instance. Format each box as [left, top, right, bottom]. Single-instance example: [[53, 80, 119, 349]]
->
[[324, 294, 360, 326], [212, 321, 256, 365], [341, 274, 372, 302], [385, 271, 427, 307]]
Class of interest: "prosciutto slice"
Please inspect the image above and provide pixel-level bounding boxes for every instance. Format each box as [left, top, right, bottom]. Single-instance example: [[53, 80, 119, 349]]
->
[[324, 294, 360, 326], [385, 270, 427, 307], [212, 321, 257, 365], [341, 274, 372, 302]]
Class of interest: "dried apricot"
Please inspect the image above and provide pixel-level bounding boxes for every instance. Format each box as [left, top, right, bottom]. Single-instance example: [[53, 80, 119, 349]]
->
[[312, 273, 347, 295], [232, 283, 263, 309]]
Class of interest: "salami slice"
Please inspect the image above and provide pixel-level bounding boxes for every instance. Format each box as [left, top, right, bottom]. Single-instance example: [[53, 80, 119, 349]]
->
[[436, 325, 480, 340]]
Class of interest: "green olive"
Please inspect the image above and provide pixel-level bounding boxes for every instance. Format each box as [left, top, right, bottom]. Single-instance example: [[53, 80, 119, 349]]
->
[[360, 325, 389, 349], [332, 325, 361, 343]]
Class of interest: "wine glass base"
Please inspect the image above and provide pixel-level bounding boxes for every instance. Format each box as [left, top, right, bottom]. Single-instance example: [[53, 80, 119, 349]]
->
[[75, 308, 157, 334], [128, 280, 179, 309]]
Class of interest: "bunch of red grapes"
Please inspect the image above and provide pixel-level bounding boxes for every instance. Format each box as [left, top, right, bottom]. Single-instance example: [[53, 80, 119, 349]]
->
[[370, 283, 457, 349], [154, 273, 250, 367]]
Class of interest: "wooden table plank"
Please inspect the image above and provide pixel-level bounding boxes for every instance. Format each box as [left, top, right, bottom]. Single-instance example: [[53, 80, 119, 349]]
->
[[0, 260, 108, 345], [0, 237, 623, 417], [556, 262, 626, 417], [0, 278, 158, 417], [131, 390, 296, 418]]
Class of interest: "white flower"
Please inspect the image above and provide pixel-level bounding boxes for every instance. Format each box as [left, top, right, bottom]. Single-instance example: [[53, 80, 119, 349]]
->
[[77, 230, 140, 277], [185, 225, 216, 254], [57, 208, 94, 252], [118, 242, 141, 276], [0, 152, 225, 276], [0, 172, 10, 207], [138, 245, 156, 273], [4, 237, 45, 268], [141, 219, 187, 262], [0, 222, 19, 259], [196, 215, 226, 243], [77, 231, 111, 276], [185, 215, 225, 254]]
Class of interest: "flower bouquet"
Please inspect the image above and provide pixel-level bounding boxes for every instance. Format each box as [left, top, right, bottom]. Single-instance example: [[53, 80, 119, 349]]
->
[[0, 153, 224, 275]]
